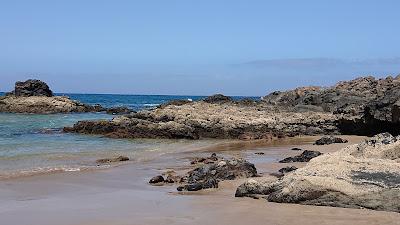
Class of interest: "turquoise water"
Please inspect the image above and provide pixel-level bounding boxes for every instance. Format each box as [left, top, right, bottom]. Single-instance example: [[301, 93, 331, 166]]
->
[[0, 94, 258, 178]]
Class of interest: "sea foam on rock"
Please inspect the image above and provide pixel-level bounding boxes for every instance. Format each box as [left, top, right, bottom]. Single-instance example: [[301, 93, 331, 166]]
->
[[236, 133, 400, 212]]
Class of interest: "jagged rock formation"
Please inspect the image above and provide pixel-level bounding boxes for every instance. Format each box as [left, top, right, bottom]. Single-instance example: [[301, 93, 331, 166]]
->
[[6, 79, 53, 97], [236, 133, 400, 213]]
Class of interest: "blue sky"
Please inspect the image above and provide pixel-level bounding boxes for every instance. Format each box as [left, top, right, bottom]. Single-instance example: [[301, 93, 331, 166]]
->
[[1, 0, 400, 96]]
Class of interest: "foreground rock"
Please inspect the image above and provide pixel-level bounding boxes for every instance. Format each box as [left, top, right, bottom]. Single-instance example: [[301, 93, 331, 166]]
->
[[236, 133, 400, 213], [1, 79, 104, 113], [148, 154, 258, 192], [314, 136, 348, 145], [279, 150, 322, 163]]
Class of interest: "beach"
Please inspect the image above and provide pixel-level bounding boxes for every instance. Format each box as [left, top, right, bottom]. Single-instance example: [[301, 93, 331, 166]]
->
[[1, 135, 399, 225]]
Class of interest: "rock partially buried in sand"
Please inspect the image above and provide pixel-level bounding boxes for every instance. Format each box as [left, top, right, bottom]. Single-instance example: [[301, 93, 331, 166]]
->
[[279, 150, 322, 163], [278, 166, 298, 174], [291, 147, 302, 151], [314, 136, 348, 145], [236, 133, 400, 213], [96, 156, 129, 164]]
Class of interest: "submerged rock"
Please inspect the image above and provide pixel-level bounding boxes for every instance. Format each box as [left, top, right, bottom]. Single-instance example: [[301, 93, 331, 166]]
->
[[236, 133, 400, 213], [96, 156, 129, 164], [279, 150, 322, 163], [314, 136, 348, 145]]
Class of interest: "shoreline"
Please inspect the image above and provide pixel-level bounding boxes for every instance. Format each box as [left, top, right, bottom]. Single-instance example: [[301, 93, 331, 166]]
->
[[2, 135, 398, 225]]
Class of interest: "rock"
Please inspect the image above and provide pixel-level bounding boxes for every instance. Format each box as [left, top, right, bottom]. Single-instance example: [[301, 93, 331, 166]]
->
[[236, 133, 400, 213], [177, 156, 257, 192], [291, 147, 302, 151], [235, 178, 276, 198], [254, 152, 265, 155], [203, 94, 233, 104], [278, 166, 298, 174], [0, 79, 104, 113], [158, 99, 193, 109], [314, 136, 348, 145], [149, 175, 165, 184], [279, 150, 322, 163], [106, 106, 133, 115], [190, 153, 219, 164], [96, 156, 129, 164], [8, 79, 53, 97]]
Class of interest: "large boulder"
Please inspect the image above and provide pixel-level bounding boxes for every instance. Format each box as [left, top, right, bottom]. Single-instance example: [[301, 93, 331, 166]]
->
[[236, 133, 400, 213], [9, 79, 53, 97]]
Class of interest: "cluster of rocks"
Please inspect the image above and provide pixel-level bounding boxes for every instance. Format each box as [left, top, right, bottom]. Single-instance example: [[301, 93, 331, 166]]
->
[[95, 156, 129, 164], [148, 153, 258, 192], [236, 133, 400, 213]]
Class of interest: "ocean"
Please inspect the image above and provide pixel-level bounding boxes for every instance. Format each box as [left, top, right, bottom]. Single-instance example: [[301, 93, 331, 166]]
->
[[0, 93, 258, 179]]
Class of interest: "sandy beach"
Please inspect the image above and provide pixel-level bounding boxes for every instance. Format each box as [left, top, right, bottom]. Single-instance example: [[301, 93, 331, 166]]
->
[[1, 135, 398, 225]]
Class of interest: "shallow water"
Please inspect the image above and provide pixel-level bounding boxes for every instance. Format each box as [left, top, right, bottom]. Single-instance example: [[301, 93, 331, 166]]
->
[[0, 94, 260, 178]]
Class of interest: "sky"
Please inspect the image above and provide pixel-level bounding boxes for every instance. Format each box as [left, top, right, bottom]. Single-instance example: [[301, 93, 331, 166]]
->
[[1, 0, 400, 96]]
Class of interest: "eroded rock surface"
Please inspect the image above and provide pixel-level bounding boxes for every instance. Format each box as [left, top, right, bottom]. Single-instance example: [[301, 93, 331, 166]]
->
[[236, 133, 400, 213]]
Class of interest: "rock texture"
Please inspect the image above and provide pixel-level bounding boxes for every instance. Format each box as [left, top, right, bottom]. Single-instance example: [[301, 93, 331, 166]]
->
[[1, 79, 104, 114], [95, 156, 129, 164], [236, 133, 400, 213]]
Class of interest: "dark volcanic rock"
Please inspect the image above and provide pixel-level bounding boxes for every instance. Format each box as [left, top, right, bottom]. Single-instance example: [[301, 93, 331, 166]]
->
[[149, 175, 165, 184], [203, 94, 233, 103], [177, 155, 257, 192], [9, 79, 53, 97], [96, 156, 129, 164], [314, 136, 348, 145], [291, 147, 302, 151], [279, 150, 322, 163]]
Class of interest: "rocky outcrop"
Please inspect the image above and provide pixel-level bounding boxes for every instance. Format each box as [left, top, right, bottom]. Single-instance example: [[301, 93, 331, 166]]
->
[[314, 136, 348, 145], [236, 133, 400, 213], [64, 101, 338, 139], [279, 150, 322, 163], [7, 79, 53, 97], [1, 79, 104, 114], [263, 76, 400, 136], [203, 94, 233, 103]]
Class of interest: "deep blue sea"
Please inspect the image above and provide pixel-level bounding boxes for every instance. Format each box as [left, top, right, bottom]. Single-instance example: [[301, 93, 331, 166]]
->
[[0, 93, 259, 178]]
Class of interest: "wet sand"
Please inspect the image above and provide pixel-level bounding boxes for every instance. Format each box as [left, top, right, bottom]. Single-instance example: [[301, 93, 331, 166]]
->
[[0, 135, 399, 225]]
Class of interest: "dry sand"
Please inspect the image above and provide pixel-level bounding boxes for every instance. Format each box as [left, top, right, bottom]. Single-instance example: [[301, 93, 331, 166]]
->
[[0, 135, 398, 225]]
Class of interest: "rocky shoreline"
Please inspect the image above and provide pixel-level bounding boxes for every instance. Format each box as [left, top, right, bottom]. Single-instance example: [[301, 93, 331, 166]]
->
[[65, 75, 400, 139], [235, 133, 400, 213]]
